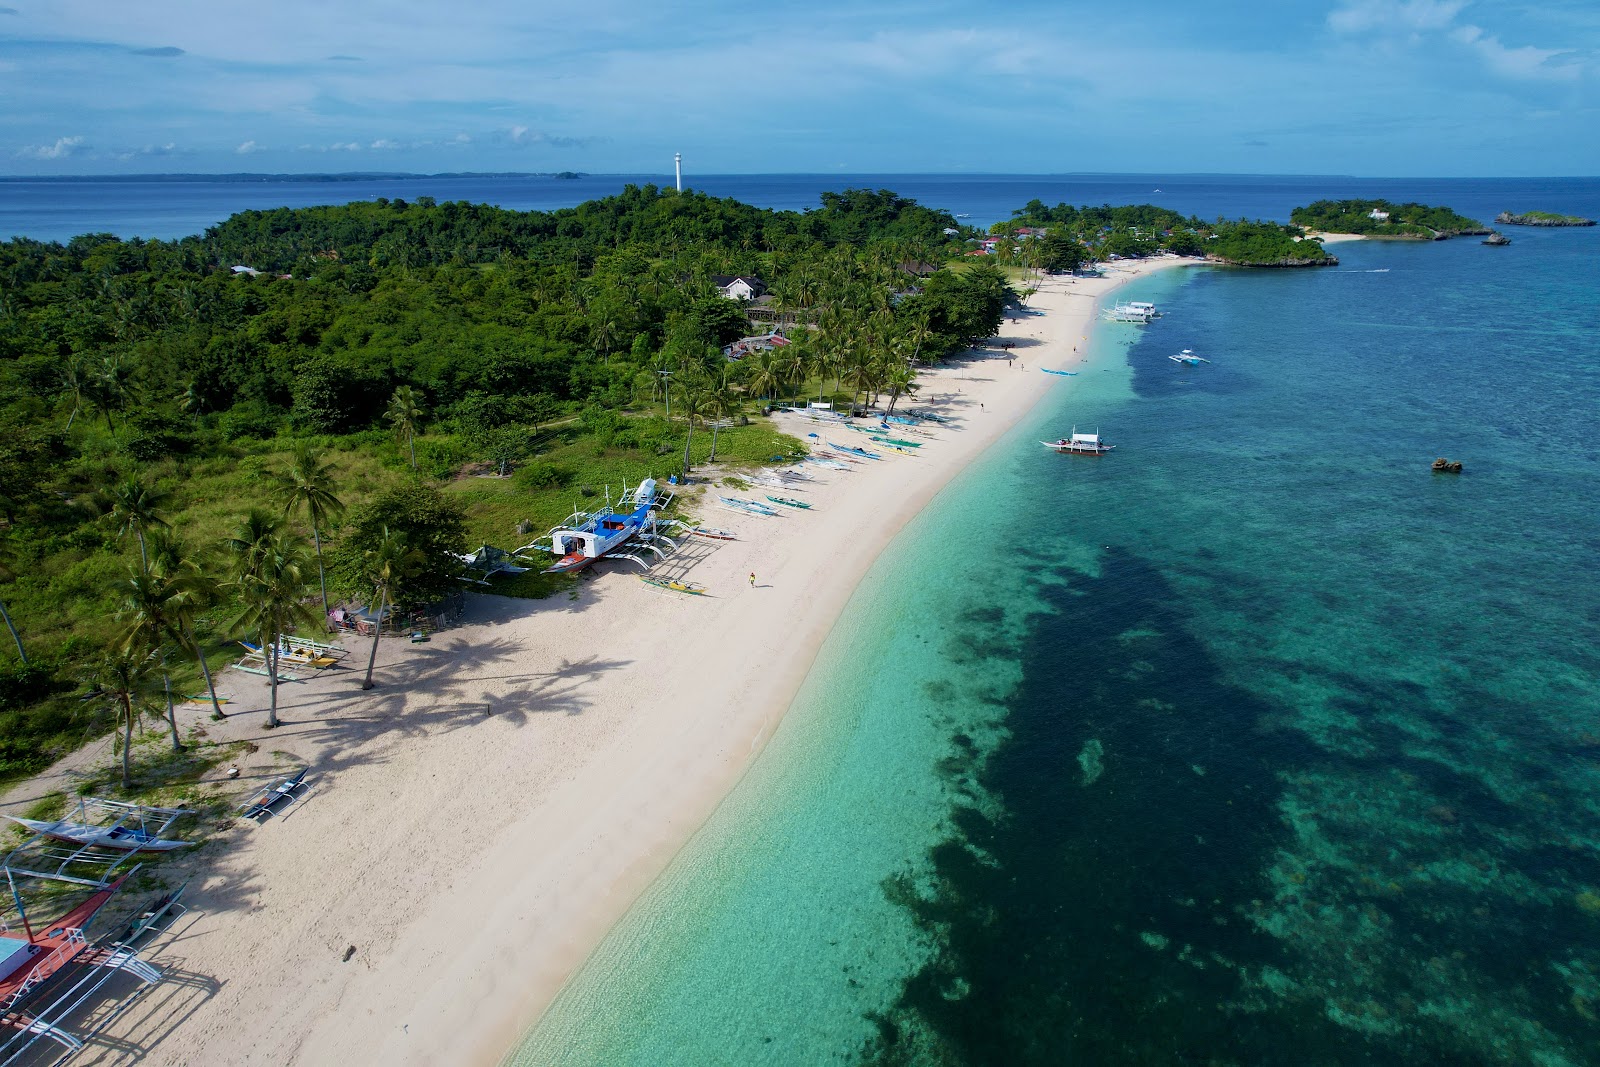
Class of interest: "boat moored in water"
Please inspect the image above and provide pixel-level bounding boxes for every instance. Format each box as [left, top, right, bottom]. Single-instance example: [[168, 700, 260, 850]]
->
[[1103, 301, 1159, 323], [1169, 349, 1210, 365], [1042, 427, 1115, 456]]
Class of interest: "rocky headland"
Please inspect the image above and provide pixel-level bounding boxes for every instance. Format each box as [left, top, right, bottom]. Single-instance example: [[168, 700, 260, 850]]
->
[[1496, 211, 1595, 227]]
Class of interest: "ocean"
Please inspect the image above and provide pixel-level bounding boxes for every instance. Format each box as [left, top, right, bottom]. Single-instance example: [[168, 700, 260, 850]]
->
[[502, 183, 1600, 1064], [9, 173, 1598, 1063]]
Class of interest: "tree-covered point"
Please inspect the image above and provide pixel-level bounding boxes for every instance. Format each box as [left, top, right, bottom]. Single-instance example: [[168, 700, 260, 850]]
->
[[1289, 199, 1487, 238], [0, 187, 1015, 781], [982, 202, 1331, 271]]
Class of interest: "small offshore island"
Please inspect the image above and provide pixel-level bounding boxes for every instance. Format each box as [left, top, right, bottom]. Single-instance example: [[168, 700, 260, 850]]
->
[[1007, 201, 1336, 268], [1495, 210, 1596, 227], [1291, 198, 1490, 240]]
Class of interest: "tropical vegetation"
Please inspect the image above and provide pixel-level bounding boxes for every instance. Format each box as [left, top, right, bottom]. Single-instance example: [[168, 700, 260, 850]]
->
[[0, 185, 1014, 783]]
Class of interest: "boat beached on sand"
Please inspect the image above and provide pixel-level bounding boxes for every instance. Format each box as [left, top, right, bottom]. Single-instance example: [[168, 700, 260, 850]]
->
[[1042, 428, 1115, 456], [543, 478, 669, 574]]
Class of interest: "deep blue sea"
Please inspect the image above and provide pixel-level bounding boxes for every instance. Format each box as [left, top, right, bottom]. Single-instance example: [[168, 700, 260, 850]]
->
[[8, 173, 1596, 1062]]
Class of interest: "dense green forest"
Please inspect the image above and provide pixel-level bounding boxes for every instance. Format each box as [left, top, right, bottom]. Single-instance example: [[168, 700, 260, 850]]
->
[[0, 186, 1014, 783], [999, 201, 1333, 269], [1289, 199, 1487, 238]]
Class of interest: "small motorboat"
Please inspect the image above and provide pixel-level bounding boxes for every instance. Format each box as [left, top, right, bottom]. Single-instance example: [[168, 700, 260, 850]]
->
[[1041, 368, 1078, 377]]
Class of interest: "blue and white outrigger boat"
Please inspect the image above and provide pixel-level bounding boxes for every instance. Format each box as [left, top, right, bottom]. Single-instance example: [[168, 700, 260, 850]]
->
[[829, 441, 882, 460], [536, 478, 681, 574]]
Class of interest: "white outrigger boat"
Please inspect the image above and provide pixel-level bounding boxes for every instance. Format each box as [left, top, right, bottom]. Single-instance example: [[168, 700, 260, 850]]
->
[[5, 797, 193, 851], [1169, 349, 1210, 365], [1103, 300, 1159, 323], [1042, 427, 1115, 456]]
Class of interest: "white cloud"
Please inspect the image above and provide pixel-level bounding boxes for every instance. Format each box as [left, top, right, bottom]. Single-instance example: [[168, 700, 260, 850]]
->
[[1449, 24, 1580, 82], [1328, 0, 1583, 81], [1329, 0, 1465, 35], [369, 138, 400, 150], [236, 139, 261, 154], [16, 135, 85, 160]]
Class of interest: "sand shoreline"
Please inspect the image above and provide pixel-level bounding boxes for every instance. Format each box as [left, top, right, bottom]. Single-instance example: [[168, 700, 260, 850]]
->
[[2, 256, 1194, 1066]]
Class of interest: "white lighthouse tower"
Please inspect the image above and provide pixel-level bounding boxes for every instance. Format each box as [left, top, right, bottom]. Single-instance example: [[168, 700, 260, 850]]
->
[[674, 152, 682, 192]]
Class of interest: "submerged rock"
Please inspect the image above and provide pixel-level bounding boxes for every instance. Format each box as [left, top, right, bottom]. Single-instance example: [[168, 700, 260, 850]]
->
[[1077, 738, 1105, 786]]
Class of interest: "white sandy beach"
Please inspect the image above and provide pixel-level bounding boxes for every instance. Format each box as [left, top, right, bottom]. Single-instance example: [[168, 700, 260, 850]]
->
[[3, 257, 1191, 1066]]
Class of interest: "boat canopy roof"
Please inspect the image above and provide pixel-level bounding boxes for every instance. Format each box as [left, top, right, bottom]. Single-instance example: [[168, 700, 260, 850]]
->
[[1071, 432, 1100, 443]]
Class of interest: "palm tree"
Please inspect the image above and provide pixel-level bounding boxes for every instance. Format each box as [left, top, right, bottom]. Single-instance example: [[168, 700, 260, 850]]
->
[[746, 351, 781, 406], [0, 534, 26, 665], [705, 383, 738, 462], [885, 363, 919, 417], [114, 564, 187, 752], [60, 354, 91, 432], [271, 444, 345, 616], [673, 370, 710, 479], [101, 473, 171, 569], [84, 650, 162, 790], [138, 530, 228, 721], [359, 528, 417, 691], [386, 386, 425, 472], [90, 352, 135, 431], [227, 527, 320, 729]]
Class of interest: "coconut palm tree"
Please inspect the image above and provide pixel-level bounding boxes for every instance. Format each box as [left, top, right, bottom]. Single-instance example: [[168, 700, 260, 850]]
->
[[60, 353, 91, 433], [101, 472, 171, 569], [386, 386, 425, 472], [885, 363, 919, 417], [705, 383, 739, 463], [227, 527, 320, 729], [746, 351, 781, 406], [140, 529, 228, 721], [271, 444, 345, 616], [114, 564, 188, 752], [359, 528, 418, 691], [673, 370, 710, 479], [84, 650, 162, 790]]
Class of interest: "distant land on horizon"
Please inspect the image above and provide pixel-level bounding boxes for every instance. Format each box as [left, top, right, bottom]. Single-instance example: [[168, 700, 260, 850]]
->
[[0, 171, 591, 184], [0, 170, 1414, 184]]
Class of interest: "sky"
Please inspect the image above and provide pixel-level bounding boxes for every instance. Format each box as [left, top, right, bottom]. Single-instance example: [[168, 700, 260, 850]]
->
[[1, 0, 1595, 177]]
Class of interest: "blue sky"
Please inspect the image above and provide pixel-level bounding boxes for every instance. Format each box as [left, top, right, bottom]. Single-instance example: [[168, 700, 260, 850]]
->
[[2, 0, 1595, 176]]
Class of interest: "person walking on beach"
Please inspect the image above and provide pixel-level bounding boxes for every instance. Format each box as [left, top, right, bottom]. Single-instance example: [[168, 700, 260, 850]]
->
[[749, 572, 756, 588]]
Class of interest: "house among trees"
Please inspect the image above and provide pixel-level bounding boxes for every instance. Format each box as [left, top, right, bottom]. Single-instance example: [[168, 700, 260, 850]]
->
[[1368, 208, 1390, 221], [712, 275, 767, 301]]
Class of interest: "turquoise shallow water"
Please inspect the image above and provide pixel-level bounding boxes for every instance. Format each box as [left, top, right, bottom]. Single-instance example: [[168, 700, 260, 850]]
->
[[512, 202, 1600, 1065]]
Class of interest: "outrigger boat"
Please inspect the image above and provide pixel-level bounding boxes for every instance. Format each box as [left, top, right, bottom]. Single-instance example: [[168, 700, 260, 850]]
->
[[1041, 368, 1078, 376], [719, 496, 779, 517], [868, 434, 922, 448], [804, 455, 851, 471], [640, 575, 708, 596], [544, 478, 668, 574], [3, 798, 193, 852], [1169, 349, 1210, 365], [829, 442, 882, 460], [1103, 301, 1159, 323], [691, 527, 738, 541], [1041, 427, 1115, 456], [765, 495, 811, 510]]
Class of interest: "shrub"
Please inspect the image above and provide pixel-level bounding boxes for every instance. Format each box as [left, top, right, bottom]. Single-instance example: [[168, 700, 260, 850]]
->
[[513, 462, 576, 491]]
